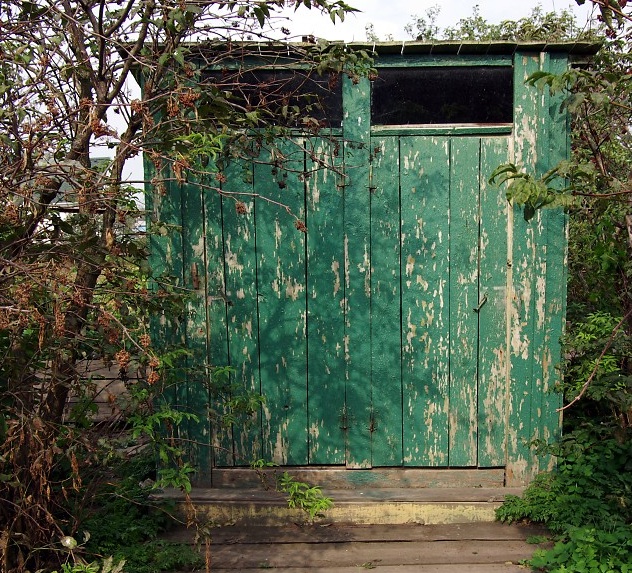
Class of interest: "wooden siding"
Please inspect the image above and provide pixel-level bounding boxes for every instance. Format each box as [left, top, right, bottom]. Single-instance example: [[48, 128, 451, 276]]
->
[[148, 51, 570, 484]]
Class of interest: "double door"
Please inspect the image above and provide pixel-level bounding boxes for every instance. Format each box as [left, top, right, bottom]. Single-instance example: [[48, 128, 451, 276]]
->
[[216, 134, 510, 469]]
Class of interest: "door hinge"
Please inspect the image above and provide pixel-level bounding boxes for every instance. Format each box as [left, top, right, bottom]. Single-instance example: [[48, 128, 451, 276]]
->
[[368, 409, 378, 433], [339, 406, 349, 431]]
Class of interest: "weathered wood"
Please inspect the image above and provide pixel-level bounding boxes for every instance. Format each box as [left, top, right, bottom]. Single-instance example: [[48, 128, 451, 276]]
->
[[478, 138, 511, 467], [305, 138, 346, 465], [211, 539, 537, 569], [342, 75, 372, 468], [182, 175, 212, 474], [210, 468, 506, 489], [255, 140, 308, 465], [204, 522, 547, 544], [372, 55, 513, 68], [220, 160, 261, 466], [210, 567, 536, 573], [448, 137, 480, 467], [539, 52, 568, 470], [400, 136, 450, 467], [507, 52, 546, 485], [146, 163, 187, 456], [147, 50, 576, 481], [370, 136, 403, 466], [372, 125, 513, 136]]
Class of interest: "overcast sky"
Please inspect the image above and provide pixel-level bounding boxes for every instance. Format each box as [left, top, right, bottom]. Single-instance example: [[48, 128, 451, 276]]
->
[[282, 0, 596, 42]]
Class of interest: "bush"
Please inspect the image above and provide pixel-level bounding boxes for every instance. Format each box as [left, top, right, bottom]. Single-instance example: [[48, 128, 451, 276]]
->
[[497, 430, 632, 572]]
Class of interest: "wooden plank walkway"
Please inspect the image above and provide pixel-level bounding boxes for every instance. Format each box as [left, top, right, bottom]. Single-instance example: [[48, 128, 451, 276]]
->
[[174, 522, 548, 572]]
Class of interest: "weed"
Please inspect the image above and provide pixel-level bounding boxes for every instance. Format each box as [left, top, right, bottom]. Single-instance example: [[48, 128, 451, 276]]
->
[[526, 535, 551, 544], [250, 460, 335, 522], [52, 557, 126, 573], [77, 455, 203, 573], [497, 430, 632, 572], [277, 471, 334, 522]]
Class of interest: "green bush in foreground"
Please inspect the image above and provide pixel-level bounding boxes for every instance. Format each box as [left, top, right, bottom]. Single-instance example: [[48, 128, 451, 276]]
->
[[497, 430, 632, 572]]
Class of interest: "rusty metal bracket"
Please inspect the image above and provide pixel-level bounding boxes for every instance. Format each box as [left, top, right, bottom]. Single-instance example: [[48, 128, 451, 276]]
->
[[191, 263, 200, 290]]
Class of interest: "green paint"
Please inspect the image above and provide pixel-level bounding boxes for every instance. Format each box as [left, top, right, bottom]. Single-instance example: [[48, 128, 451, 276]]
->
[[400, 136, 450, 467], [255, 140, 308, 465], [181, 175, 212, 477], [448, 137, 480, 467], [370, 136, 403, 466], [146, 158, 184, 464], [507, 52, 545, 483], [478, 137, 511, 467], [539, 53, 569, 468], [305, 138, 346, 465], [145, 49, 576, 482], [220, 160, 261, 466], [372, 125, 513, 137], [342, 75, 372, 468]]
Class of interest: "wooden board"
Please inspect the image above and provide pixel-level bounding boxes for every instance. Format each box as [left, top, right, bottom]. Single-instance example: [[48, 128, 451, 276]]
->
[[342, 75, 372, 468], [210, 467, 505, 489], [370, 136, 403, 465], [305, 138, 346, 465], [448, 137, 480, 467], [255, 140, 308, 465], [221, 160, 261, 466], [206, 522, 548, 544], [478, 138, 511, 467], [182, 174, 212, 474], [211, 539, 539, 569], [400, 136, 450, 467]]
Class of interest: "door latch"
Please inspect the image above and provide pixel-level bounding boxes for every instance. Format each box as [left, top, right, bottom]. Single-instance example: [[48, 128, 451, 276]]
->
[[473, 293, 488, 313]]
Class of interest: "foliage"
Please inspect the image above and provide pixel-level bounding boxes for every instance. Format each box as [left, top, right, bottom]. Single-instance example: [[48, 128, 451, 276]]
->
[[0, 0, 370, 570], [530, 526, 632, 573], [399, 4, 597, 43], [251, 460, 334, 522], [52, 556, 126, 573], [497, 430, 632, 572], [277, 471, 334, 522]]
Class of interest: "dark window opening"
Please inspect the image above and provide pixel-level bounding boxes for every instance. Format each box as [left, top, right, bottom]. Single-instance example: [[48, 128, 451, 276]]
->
[[371, 66, 513, 126], [203, 68, 343, 128]]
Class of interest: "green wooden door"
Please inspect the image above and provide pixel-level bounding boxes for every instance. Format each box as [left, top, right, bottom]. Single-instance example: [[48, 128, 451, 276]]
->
[[213, 134, 510, 469], [367, 134, 510, 468]]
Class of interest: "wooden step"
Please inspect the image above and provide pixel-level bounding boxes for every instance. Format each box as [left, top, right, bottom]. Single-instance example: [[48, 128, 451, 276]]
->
[[164, 486, 522, 526], [209, 467, 506, 489], [164, 522, 549, 572]]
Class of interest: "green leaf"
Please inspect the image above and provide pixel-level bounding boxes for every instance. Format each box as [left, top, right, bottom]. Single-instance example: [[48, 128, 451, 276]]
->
[[173, 49, 185, 67], [253, 6, 265, 27]]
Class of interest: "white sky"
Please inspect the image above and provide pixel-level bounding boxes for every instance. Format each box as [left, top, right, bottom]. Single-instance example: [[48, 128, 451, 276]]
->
[[282, 0, 596, 42]]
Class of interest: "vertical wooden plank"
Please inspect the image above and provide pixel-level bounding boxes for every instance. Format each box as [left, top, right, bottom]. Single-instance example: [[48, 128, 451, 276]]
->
[[255, 140, 308, 465], [342, 75, 372, 468], [400, 136, 450, 467], [219, 161, 262, 466], [370, 136, 403, 466], [539, 52, 568, 468], [145, 161, 186, 465], [448, 137, 480, 467], [507, 52, 543, 484], [305, 138, 346, 465], [528, 52, 552, 468], [478, 137, 511, 467], [182, 177, 212, 479]]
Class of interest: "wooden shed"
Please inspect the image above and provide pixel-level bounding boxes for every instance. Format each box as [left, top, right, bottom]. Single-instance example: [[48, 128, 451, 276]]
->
[[148, 42, 599, 487]]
